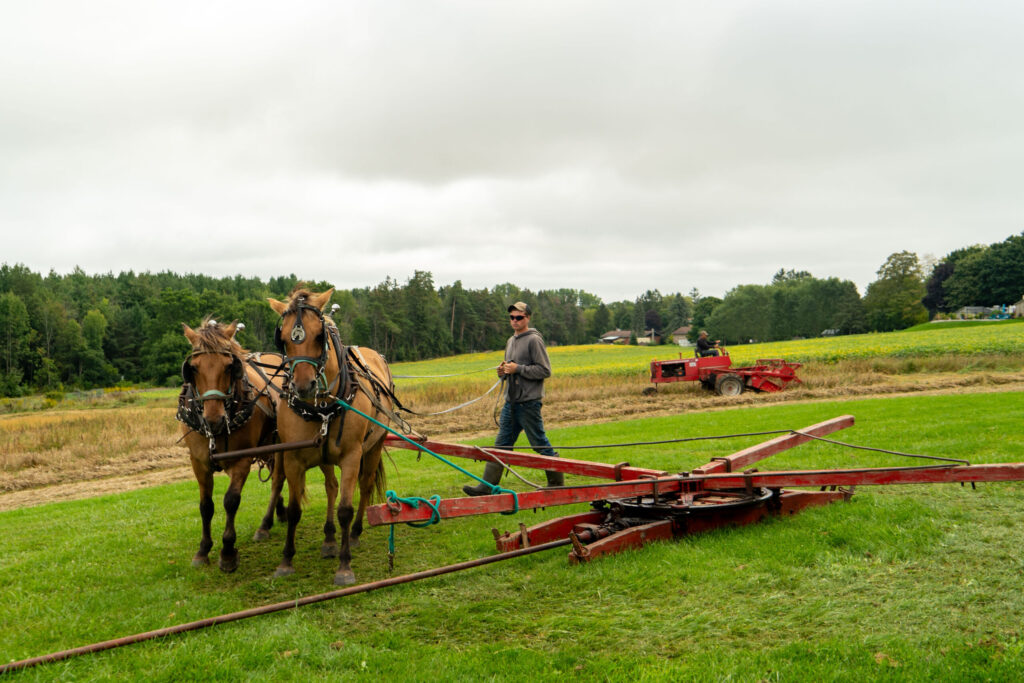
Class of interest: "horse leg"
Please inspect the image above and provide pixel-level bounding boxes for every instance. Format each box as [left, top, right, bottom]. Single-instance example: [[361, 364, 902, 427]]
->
[[274, 457, 306, 578], [191, 461, 215, 568], [276, 493, 288, 523], [350, 436, 386, 548], [333, 448, 362, 586], [255, 454, 286, 542], [219, 461, 250, 573], [320, 464, 340, 559]]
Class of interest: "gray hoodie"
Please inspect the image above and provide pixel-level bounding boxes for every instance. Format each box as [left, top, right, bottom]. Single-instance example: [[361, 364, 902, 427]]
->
[[503, 328, 551, 403]]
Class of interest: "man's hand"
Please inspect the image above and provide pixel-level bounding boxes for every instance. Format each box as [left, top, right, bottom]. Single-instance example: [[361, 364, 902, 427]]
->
[[498, 361, 518, 376]]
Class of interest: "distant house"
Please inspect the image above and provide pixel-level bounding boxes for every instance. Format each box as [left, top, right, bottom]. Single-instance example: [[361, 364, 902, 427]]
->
[[953, 306, 988, 318], [671, 326, 692, 346], [954, 305, 1010, 319], [637, 329, 662, 346], [600, 329, 632, 345]]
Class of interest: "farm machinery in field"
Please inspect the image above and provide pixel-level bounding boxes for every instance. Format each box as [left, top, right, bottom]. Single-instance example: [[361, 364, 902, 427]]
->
[[370, 414, 1024, 564], [647, 351, 802, 396]]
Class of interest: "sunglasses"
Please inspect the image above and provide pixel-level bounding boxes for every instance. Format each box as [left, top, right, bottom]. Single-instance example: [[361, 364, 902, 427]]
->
[[509, 315, 526, 321]]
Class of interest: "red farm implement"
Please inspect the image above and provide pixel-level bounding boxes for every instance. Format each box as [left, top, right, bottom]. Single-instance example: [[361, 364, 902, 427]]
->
[[648, 352, 802, 396], [369, 415, 1024, 564]]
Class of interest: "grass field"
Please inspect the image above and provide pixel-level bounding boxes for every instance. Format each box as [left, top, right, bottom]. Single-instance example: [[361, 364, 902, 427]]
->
[[3, 391, 1024, 679], [391, 319, 1024, 381]]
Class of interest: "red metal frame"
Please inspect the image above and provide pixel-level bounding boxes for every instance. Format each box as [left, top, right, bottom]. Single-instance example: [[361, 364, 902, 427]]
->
[[370, 414, 1024, 563], [649, 353, 802, 393]]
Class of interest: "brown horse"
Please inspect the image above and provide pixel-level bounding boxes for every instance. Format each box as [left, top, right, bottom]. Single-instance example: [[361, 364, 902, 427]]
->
[[178, 319, 288, 572], [267, 287, 393, 585]]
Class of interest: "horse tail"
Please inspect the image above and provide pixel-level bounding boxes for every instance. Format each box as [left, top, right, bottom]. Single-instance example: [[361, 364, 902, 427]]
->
[[358, 435, 388, 505], [371, 454, 387, 505]]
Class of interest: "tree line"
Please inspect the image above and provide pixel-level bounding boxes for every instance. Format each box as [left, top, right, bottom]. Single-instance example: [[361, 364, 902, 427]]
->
[[0, 266, 683, 395], [0, 232, 1021, 395]]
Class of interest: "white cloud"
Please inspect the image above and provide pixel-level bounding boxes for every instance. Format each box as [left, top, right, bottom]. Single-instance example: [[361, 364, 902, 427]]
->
[[2, 1, 1022, 301]]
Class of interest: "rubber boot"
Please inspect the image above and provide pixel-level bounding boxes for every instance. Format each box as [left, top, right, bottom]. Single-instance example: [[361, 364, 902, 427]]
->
[[463, 461, 504, 497], [545, 470, 564, 488]]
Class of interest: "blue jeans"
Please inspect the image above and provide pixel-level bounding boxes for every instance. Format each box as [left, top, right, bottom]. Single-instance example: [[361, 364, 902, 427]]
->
[[495, 400, 557, 457]]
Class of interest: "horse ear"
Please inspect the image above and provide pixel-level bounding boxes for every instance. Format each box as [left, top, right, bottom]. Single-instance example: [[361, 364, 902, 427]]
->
[[181, 359, 194, 384], [267, 298, 288, 316], [182, 323, 199, 346], [224, 320, 240, 338], [310, 289, 334, 311]]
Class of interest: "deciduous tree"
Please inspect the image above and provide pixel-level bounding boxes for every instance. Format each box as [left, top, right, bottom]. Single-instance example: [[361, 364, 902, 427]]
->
[[863, 251, 928, 331]]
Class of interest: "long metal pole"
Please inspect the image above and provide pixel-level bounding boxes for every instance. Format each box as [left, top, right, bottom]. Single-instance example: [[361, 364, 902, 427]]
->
[[210, 438, 321, 464], [0, 539, 569, 675]]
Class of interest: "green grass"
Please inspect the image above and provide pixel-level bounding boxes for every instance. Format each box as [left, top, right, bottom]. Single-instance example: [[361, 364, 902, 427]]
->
[[905, 319, 1024, 332], [3, 392, 1024, 679]]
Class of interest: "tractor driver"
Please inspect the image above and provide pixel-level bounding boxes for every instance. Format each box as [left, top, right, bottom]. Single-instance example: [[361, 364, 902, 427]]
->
[[696, 330, 721, 357]]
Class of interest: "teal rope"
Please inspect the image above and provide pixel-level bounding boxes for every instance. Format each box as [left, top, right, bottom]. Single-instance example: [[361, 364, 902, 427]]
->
[[386, 492, 442, 528], [336, 397, 521, 518], [385, 491, 442, 556]]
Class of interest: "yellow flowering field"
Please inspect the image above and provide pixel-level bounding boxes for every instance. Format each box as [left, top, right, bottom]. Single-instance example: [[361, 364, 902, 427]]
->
[[392, 322, 1024, 380]]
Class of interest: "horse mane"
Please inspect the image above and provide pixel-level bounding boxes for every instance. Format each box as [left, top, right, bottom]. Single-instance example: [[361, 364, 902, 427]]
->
[[191, 317, 247, 359], [284, 287, 335, 326], [284, 287, 317, 315]]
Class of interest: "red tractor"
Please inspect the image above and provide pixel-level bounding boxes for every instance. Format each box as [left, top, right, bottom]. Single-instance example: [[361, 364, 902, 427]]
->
[[647, 351, 802, 396]]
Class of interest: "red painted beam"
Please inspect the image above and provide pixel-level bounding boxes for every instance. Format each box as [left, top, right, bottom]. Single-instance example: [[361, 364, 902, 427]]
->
[[494, 510, 606, 552], [382, 435, 664, 480], [698, 462, 1024, 489], [691, 415, 855, 475], [367, 461, 1024, 526], [367, 478, 695, 526], [569, 520, 674, 564]]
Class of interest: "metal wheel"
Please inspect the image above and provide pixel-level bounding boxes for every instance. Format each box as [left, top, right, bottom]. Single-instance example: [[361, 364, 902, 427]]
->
[[715, 374, 744, 397]]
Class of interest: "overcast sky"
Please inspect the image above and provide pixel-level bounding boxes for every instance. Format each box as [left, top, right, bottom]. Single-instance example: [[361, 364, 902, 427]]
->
[[2, 1, 1021, 302]]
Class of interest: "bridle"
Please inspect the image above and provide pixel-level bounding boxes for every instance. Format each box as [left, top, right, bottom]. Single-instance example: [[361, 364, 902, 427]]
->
[[177, 349, 254, 452], [181, 351, 243, 404], [274, 297, 338, 399], [273, 295, 413, 443]]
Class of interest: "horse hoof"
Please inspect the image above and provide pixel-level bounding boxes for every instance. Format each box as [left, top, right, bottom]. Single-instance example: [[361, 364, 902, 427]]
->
[[253, 528, 270, 542], [333, 570, 356, 586], [219, 555, 239, 573], [274, 565, 295, 578], [349, 535, 361, 550], [192, 555, 210, 568], [321, 542, 339, 559]]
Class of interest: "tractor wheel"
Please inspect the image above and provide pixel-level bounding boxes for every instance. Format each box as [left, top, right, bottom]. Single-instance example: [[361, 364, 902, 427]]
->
[[715, 374, 744, 397]]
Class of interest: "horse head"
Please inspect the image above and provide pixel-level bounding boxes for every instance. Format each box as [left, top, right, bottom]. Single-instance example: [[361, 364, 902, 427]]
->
[[181, 319, 245, 434], [267, 288, 335, 400]]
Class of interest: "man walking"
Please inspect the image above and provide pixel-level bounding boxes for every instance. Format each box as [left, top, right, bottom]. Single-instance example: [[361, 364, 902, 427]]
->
[[463, 301, 564, 496]]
